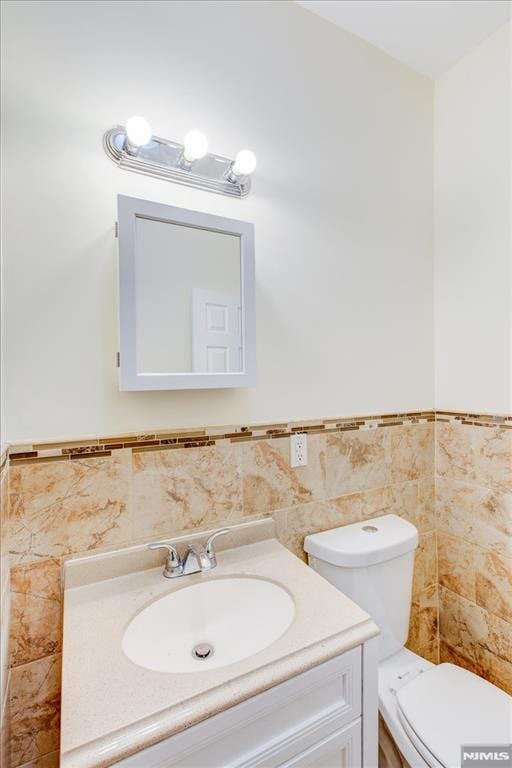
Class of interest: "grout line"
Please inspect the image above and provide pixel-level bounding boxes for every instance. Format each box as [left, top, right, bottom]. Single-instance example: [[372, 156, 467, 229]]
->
[[435, 473, 510, 496], [439, 584, 512, 629]]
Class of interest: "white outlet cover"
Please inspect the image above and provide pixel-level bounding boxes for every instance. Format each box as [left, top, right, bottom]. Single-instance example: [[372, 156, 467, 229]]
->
[[290, 433, 308, 467]]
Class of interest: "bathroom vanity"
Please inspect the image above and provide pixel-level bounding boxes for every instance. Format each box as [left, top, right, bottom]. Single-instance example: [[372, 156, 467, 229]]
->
[[59, 520, 379, 768]]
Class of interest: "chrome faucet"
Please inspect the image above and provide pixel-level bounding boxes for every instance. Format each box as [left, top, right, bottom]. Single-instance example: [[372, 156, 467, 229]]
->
[[148, 528, 230, 579]]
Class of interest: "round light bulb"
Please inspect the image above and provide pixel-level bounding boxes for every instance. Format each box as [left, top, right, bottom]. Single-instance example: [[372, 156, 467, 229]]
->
[[183, 130, 209, 162], [233, 149, 257, 176], [125, 116, 152, 148]]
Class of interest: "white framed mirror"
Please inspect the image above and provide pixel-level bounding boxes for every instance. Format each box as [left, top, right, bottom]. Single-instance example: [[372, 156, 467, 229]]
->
[[117, 195, 256, 390]]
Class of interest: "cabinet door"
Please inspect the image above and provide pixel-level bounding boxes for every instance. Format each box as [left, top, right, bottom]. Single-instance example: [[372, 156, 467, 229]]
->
[[112, 649, 362, 768], [280, 719, 361, 768]]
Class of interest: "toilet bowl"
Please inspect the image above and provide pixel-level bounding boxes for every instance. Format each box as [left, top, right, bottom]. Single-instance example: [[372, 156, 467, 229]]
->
[[305, 515, 511, 768]]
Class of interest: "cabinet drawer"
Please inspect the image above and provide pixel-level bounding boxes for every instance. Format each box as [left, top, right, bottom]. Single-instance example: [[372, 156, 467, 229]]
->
[[281, 719, 361, 768], [114, 648, 362, 768]]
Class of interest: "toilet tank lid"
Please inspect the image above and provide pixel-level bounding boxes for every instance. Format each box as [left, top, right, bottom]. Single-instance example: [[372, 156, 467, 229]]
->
[[304, 514, 418, 567]]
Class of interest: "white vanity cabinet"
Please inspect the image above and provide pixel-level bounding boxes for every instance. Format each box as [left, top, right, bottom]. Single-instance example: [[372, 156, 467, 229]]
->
[[113, 643, 377, 768]]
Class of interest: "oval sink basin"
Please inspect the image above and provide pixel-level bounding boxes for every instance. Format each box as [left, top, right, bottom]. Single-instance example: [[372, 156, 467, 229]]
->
[[122, 577, 295, 673]]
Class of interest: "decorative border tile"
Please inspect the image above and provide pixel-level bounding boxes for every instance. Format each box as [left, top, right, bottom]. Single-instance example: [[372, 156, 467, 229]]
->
[[436, 411, 512, 428], [7, 411, 437, 466], [6, 410, 511, 467]]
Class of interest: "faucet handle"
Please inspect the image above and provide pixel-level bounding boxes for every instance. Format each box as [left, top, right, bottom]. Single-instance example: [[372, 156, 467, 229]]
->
[[148, 542, 182, 578], [205, 528, 230, 563]]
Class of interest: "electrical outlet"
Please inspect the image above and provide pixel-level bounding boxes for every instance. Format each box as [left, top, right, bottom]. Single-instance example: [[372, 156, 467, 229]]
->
[[290, 433, 308, 467]]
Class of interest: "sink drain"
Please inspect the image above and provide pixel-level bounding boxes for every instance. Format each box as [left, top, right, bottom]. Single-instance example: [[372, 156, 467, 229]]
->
[[192, 643, 214, 660]]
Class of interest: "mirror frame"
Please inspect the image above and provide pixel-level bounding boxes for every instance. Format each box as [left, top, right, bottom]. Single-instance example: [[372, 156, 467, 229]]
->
[[117, 195, 256, 390]]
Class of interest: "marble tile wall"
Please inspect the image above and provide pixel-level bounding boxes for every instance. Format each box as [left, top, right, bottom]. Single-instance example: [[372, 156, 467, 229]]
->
[[5, 415, 437, 767], [4, 408, 512, 766], [436, 418, 512, 695], [7, 410, 512, 765]]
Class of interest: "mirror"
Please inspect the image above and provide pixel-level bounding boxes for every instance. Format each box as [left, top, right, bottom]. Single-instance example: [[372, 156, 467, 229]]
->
[[117, 196, 255, 390]]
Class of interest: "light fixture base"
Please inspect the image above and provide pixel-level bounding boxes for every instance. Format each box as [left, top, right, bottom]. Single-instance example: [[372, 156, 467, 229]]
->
[[103, 127, 251, 198]]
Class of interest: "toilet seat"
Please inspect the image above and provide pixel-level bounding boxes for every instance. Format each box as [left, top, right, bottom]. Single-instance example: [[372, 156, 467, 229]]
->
[[379, 648, 434, 768], [397, 714, 444, 768], [396, 662, 512, 768]]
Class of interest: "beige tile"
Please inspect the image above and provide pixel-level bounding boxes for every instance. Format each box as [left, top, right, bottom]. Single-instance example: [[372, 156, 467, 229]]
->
[[369, 481, 417, 524], [437, 421, 512, 493], [436, 421, 474, 483], [390, 423, 434, 483], [273, 500, 354, 561], [380, 479, 435, 534], [475, 549, 512, 624], [407, 584, 438, 653], [325, 488, 382, 527], [417, 476, 436, 533], [9, 452, 131, 566], [323, 428, 392, 497], [132, 443, 243, 540], [10, 654, 60, 768], [345, 485, 395, 521], [471, 424, 512, 494], [437, 533, 476, 601], [476, 647, 512, 696], [416, 638, 439, 665], [439, 587, 512, 694], [439, 587, 489, 664], [17, 752, 59, 768], [10, 560, 62, 667], [479, 609, 512, 664], [1, 470, 9, 597], [436, 478, 512, 559], [439, 639, 481, 676], [241, 437, 325, 517], [1, 575, 10, 712], [412, 531, 437, 595], [443, 632, 511, 696], [1, 683, 11, 768]]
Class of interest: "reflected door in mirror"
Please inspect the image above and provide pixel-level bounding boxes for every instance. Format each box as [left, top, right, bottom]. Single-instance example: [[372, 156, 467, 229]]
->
[[192, 289, 242, 373]]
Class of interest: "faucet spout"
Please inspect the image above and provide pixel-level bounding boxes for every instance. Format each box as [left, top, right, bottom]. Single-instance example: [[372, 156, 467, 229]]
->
[[185, 543, 212, 572]]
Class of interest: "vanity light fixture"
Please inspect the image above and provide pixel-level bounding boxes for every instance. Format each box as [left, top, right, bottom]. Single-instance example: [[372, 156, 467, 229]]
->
[[124, 115, 152, 154], [103, 118, 256, 197], [226, 149, 257, 183], [183, 130, 209, 162], [179, 129, 209, 171]]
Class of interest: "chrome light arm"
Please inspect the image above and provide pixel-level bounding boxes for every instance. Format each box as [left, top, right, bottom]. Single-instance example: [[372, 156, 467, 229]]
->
[[148, 542, 183, 579]]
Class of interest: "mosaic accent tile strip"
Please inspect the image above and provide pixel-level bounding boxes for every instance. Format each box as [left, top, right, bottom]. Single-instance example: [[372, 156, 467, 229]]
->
[[436, 411, 512, 428], [6, 410, 511, 466], [8, 412, 436, 465]]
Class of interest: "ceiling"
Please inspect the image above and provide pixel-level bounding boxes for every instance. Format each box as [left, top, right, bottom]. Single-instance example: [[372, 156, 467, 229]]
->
[[295, 0, 511, 78]]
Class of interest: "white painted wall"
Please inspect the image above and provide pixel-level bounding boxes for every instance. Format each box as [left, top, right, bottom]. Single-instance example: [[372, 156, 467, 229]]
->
[[1, 0, 433, 441], [434, 22, 511, 414]]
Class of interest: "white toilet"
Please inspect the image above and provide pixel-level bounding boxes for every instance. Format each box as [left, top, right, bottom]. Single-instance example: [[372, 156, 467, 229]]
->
[[305, 514, 511, 768]]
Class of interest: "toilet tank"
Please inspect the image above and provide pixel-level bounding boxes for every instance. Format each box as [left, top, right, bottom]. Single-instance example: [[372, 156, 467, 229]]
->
[[305, 514, 418, 661]]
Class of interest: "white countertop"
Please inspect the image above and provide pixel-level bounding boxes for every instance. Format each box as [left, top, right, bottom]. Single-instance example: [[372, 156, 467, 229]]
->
[[60, 531, 378, 768]]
